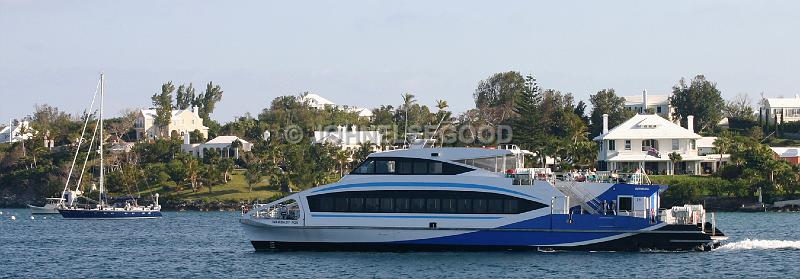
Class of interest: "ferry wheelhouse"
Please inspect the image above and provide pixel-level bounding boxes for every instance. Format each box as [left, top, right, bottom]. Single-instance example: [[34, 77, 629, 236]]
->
[[241, 145, 725, 251]]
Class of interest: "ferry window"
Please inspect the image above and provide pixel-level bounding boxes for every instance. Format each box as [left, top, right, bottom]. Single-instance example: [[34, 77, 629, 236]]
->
[[398, 161, 413, 174], [488, 199, 504, 214], [354, 160, 375, 174], [413, 161, 428, 174], [351, 157, 472, 175], [380, 198, 394, 212], [349, 198, 364, 211], [334, 198, 349, 212], [473, 199, 488, 213], [457, 199, 472, 213], [376, 160, 396, 174], [426, 198, 441, 212], [441, 199, 457, 213], [504, 200, 519, 213], [411, 198, 426, 212], [365, 198, 380, 212], [307, 190, 547, 214], [429, 162, 443, 174], [319, 198, 334, 211], [395, 198, 410, 212], [618, 196, 633, 212]]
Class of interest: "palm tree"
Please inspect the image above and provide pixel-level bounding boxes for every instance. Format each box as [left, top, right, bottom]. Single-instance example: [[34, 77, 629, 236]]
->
[[334, 149, 350, 177], [713, 134, 733, 168], [184, 157, 200, 192], [401, 93, 416, 144], [668, 152, 683, 175], [436, 99, 448, 111]]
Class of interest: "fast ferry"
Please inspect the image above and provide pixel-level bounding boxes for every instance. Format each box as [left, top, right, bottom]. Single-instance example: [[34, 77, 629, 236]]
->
[[240, 145, 725, 252]]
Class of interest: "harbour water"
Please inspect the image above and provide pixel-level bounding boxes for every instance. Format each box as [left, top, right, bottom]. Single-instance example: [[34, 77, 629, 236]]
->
[[1, 210, 798, 278]]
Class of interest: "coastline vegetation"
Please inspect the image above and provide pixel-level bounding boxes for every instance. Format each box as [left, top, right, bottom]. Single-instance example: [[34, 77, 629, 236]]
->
[[1, 72, 798, 209]]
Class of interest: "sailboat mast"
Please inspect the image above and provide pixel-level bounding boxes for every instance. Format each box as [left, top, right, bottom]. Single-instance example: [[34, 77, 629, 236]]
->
[[99, 73, 105, 207]]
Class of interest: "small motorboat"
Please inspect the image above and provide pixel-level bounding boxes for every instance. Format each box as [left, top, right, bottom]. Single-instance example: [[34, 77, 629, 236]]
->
[[28, 198, 65, 214]]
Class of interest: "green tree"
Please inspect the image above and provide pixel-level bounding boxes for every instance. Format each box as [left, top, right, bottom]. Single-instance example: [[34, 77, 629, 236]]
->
[[724, 93, 755, 120], [589, 89, 635, 138], [244, 162, 262, 192], [151, 82, 175, 138], [175, 83, 196, 110], [668, 152, 682, 175], [473, 71, 526, 126], [670, 75, 725, 133], [194, 82, 224, 124], [167, 159, 186, 190], [183, 156, 200, 192], [511, 75, 543, 155]]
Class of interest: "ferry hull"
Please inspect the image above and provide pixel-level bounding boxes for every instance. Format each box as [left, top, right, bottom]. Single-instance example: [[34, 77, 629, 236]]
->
[[242, 223, 721, 252], [59, 209, 162, 219]]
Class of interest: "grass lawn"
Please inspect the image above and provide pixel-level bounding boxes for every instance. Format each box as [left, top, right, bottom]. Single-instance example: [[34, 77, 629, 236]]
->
[[141, 170, 284, 203]]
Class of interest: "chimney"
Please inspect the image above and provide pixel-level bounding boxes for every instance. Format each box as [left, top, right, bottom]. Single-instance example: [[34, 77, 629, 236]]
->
[[192, 106, 200, 117], [183, 132, 190, 145], [642, 89, 648, 114], [687, 115, 694, 133], [602, 114, 609, 134]]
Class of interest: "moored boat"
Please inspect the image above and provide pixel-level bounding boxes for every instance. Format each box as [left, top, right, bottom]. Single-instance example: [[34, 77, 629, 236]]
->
[[27, 198, 65, 214], [241, 145, 725, 252], [57, 73, 162, 219]]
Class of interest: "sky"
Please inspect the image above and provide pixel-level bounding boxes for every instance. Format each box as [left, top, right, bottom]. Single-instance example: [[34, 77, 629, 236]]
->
[[1, 0, 799, 124]]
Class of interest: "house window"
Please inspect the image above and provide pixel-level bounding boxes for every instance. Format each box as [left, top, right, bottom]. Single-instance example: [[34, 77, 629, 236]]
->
[[672, 139, 679, 150], [656, 106, 662, 113], [641, 139, 658, 151], [690, 139, 696, 150], [788, 109, 800, 117], [774, 108, 783, 115], [625, 140, 631, 150], [608, 140, 615, 151]]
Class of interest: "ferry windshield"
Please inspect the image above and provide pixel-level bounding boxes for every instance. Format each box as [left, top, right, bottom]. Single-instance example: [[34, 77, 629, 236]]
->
[[351, 157, 473, 175], [455, 155, 518, 173]]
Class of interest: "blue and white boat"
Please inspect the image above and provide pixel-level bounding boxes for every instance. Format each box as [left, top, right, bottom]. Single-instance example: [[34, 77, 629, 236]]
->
[[58, 73, 162, 219], [241, 145, 725, 252]]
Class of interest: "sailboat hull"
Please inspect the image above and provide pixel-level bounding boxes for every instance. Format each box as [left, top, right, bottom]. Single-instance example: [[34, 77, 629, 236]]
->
[[59, 208, 162, 219]]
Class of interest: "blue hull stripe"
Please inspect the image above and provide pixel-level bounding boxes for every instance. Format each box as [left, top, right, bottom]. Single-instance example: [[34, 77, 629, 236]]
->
[[312, 214, 502, 220], [312, 182, 540, 201]]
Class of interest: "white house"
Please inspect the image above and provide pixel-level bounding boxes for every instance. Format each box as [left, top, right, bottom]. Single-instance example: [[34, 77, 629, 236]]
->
[[623, 90, 673, 120], [594, 114, 729, 175], [300, 93, 374, 119], [181, 135, 252, 159], [760, 96, 800, 124], [314, 125, 383, 152], [0, 120, 34, 143], [134, 107, 209, 140]]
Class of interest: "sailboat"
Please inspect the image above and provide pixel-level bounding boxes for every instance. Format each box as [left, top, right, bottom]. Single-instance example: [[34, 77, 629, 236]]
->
[[58, 73, 162, 219]]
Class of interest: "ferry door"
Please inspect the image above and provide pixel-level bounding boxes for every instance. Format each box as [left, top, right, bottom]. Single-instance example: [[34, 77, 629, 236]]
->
[[633, 197, 648, 218]]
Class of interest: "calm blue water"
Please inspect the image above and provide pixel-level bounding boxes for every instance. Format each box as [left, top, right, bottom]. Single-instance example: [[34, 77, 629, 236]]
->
[[1, 210, 799, 279]]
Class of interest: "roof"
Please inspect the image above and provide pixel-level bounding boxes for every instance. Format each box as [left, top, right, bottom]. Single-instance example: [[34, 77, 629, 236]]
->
[[140, 109, 193, 119], [771, 147, 800, 158], [696, 137, 717, 148], [371, 147, 513, 161], [593, 114, 701, 140], [206, 136, 250, 145], [624, 94, 670, 106], [301, 93, 336, 107], [765, 97, 800, 108]]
